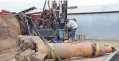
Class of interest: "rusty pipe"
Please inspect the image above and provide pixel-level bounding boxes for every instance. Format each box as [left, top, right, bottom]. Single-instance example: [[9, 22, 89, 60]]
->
[[47, 43, 114, 59]]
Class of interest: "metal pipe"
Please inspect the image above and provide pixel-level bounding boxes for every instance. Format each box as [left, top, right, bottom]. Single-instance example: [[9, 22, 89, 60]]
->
[[47, 43, 114, 59], [19, 7, 36, 14]]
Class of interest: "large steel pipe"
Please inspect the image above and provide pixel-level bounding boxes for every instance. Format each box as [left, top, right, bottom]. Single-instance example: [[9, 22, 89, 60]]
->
[[47, 43, 113, 59]]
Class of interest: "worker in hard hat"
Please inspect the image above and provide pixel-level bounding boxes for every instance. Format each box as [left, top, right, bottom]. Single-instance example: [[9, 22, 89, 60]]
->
[[67, 18, 78, 42]]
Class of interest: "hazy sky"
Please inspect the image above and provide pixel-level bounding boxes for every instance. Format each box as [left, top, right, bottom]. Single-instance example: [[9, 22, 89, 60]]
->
[[0, 0, 119, 12]]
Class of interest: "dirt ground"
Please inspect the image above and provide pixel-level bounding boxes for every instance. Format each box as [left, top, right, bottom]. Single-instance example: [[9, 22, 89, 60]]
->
[[0, 40, 119, 61]]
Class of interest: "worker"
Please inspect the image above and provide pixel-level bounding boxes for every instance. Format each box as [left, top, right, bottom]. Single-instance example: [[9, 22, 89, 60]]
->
[[67, 18, 78, 42]]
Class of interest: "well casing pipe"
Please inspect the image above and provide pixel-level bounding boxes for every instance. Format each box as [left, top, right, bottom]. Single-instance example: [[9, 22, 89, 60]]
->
[[47, 43, 113, 59]]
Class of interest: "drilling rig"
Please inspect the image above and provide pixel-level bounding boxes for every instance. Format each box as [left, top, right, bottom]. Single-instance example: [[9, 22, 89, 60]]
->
[[17, 0, 69, 43]]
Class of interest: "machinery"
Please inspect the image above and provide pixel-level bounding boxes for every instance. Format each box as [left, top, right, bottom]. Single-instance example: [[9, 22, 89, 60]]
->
[[16, 0, 69, 43], [0, 0, 77, 43]]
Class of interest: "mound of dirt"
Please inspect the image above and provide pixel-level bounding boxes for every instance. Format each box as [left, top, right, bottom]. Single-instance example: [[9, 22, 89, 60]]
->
[[0, 15, 21, 54], [0, 15, 21, 39]]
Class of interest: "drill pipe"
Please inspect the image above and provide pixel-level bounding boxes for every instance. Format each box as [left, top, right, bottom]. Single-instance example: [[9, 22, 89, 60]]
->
[[47, 43, 113, 59]]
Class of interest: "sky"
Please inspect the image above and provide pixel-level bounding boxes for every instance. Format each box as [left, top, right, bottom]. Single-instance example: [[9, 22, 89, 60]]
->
[[0, 0, 119, 12]]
